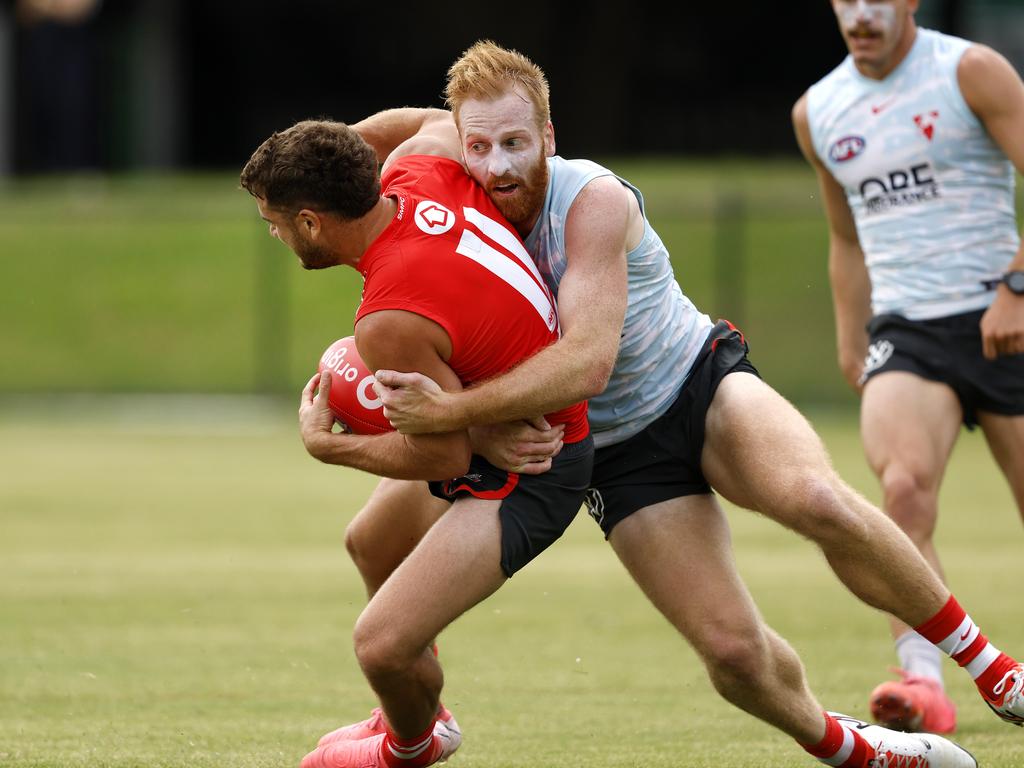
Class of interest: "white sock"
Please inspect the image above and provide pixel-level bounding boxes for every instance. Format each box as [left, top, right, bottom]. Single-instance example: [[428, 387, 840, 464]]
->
[[896, 630, 944, 684]]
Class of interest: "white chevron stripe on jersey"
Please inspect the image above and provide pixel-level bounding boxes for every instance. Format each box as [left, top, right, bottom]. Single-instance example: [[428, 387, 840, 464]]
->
[[455, 228, 557, 330], [463, 206, 549, 291]]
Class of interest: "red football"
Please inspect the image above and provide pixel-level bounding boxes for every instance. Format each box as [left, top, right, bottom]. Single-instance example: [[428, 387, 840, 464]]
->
[[317, 337, 393, 435]]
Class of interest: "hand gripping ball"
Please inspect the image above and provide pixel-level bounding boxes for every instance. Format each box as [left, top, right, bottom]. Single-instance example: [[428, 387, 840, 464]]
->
[[317, 337, 393, 434]]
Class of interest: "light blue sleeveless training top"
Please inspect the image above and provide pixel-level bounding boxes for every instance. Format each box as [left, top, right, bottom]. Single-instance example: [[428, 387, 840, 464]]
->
[[525, 156, 712, 448], [807, 28, 1019, 320]]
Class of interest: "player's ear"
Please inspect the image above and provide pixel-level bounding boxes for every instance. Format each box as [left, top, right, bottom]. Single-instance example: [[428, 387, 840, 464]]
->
[[544, 120, 555, 157], [296, 209, 321, 238]]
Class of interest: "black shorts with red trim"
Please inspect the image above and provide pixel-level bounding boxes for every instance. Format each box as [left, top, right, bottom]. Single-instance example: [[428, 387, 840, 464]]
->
[[584, 319, 759, 537], [862, 310, 1024, 429], [429, 434, 594, 577]]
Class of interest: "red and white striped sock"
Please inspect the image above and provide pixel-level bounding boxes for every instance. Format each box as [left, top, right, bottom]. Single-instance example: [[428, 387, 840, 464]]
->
[[381, 723, 440, 768], [801, 713, 875, 767], [914, 595, 1018, 699]]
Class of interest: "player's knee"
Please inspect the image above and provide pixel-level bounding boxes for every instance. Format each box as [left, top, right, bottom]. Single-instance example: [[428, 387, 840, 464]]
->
[[879, 467, 936, 535], [343, 516, 369, 565], [702, 629, 770, 697], [353, 617, 412, 681], [344, 513, 397, 585], [783, 474, 868, 545]]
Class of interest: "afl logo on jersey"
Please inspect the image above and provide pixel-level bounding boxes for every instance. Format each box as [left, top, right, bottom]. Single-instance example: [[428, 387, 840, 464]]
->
[[829, 135, 866, 163], [414, 200, 456, 235]]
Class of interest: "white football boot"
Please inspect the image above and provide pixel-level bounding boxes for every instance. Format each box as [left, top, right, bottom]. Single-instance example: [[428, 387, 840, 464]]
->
[[434, 713, 462, 763], [827, 713, 977, 768]]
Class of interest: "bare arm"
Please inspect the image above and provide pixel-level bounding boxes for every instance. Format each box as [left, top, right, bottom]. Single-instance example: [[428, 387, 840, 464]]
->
[[352, 107, 463, 182], [299, 310, 471, 480], [380, 111, 463, 175], [377, 175, 630, 433], [440, 175, 629, 426], [793, 93, 872, 391], [352, 108, 463, 176], [351, 108, 453, 162], [960, 45, 1024, 357]]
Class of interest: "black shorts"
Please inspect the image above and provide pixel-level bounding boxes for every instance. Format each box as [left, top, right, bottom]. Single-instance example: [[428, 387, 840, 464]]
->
[[429, 435, 594, 577], [862, 310, 1024, 429], [584, 320, 760, 537]]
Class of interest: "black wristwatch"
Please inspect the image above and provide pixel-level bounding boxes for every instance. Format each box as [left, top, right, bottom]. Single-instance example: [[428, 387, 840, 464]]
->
[[1004, 270, 1024, 295]]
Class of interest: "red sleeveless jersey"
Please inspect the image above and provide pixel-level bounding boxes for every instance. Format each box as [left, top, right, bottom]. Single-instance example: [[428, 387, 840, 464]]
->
[[355, 155, 588, 443]]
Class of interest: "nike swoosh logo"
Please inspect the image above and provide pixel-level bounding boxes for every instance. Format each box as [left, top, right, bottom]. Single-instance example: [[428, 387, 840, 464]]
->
[[960, 628, 972, 641]]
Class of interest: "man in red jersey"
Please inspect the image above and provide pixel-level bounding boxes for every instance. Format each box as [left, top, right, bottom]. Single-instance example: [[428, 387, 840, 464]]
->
[[240, 118, 592, 768]]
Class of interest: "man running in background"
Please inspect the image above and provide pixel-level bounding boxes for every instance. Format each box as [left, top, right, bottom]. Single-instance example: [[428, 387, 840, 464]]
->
[[794, 0, 1024, 733]]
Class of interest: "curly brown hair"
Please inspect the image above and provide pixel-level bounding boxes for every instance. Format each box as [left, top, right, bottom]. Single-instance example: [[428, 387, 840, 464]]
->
[[240, 120, 380, 220]]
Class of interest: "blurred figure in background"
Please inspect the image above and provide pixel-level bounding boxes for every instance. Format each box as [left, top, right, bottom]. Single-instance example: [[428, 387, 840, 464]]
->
[[15, 0, 102, 172], [793, 0, 1024, 734]]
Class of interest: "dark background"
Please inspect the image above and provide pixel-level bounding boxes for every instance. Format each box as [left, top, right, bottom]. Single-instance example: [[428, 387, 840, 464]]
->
[[5, 0, 1013, 174]]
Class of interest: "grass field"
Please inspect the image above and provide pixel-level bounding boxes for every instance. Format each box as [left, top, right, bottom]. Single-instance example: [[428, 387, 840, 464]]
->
[[2, 400, 1022, 767], [2, 161, 1022, 766]]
